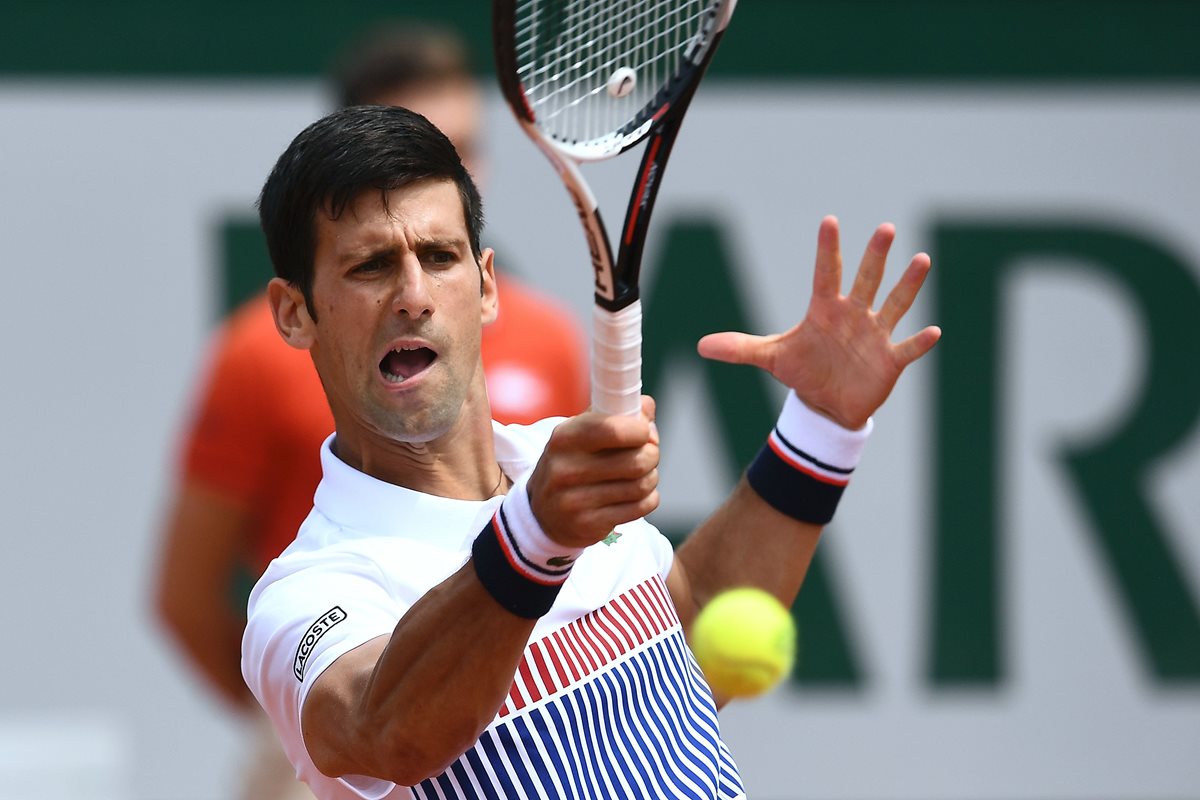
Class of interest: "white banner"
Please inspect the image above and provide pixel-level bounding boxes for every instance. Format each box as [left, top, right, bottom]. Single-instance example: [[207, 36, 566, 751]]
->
[[1, 82, 1197, 799]]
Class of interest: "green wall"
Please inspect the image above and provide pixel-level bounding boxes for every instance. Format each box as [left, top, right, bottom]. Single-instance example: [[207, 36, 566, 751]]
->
[[5, 1, 1200, 80]]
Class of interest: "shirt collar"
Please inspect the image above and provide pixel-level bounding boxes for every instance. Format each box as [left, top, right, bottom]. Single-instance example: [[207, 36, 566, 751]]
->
[[311, 420, 553, 549]]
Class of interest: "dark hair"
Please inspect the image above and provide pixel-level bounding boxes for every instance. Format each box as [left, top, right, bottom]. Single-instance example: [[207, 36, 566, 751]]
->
[[257, 105, 484, 318], [332, 22, 473, 108]]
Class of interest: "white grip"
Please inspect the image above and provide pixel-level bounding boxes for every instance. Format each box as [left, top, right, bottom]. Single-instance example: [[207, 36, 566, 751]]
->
[[592, 302, 643, 416]]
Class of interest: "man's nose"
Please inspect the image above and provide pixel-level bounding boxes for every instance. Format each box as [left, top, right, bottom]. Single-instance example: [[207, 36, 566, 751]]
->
[[391, 259, 434, 318]]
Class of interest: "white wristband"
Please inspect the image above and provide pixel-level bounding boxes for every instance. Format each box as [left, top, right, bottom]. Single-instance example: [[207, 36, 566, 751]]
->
[[772, 391, 873, 483], [745, 391, 874, 524], [490, 472, 585, 585]]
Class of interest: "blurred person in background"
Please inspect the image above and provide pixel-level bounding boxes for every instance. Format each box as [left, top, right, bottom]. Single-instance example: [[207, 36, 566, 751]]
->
[[154, 21, 588, 800]]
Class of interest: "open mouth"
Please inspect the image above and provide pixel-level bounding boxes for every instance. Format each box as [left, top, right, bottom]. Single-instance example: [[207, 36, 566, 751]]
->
[[380, 345, 437, 384]]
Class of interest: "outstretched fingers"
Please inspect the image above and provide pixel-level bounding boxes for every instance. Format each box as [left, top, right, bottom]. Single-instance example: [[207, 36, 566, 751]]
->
[[811, 215, 843, 300], [696, 331, 775, 370], [878, 252, 932, 332], [848, 222, 896, 308], [893, 325, 942, 368]]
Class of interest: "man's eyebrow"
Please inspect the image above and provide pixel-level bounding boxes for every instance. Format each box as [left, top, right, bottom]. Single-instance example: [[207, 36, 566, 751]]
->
[[413, 237, 469, 251], [337, 237, 468, 266], [338, 243, 401, 266]]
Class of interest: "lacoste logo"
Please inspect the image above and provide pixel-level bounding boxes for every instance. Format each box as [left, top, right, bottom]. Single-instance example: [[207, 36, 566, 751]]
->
[[546, 555, 576, 567], [602, 530, 622, 546], [294, 606, 347, 681]]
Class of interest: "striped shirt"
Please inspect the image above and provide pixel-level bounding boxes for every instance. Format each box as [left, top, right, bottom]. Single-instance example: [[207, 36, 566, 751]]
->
[[243, 421, 745, 799], [413, 577, 744, 800]]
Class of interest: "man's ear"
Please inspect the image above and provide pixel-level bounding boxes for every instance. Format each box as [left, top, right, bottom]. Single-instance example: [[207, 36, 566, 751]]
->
[[479, 248, 499, 326], [267, 277, 316, 349]]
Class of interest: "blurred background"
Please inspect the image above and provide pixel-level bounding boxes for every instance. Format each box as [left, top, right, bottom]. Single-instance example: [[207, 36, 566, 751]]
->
[[1, 1, 1198, 798]]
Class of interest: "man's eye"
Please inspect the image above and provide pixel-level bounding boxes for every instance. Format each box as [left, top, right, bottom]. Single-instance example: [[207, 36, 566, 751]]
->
[[353, 259, 385, 274], [428, 251, 455, 266]]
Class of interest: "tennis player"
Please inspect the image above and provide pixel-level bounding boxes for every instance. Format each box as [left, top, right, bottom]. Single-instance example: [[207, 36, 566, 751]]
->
[[156, 23, 588, 799], [242, 104, 940, 799]]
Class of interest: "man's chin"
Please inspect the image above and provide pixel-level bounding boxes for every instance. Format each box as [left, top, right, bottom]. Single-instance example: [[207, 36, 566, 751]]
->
[[369, 403, 460, 446]]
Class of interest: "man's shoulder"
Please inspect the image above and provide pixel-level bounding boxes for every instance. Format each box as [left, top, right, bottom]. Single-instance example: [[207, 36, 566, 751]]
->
[[248, 537, 382, 621], [245, 523, 468, 647]]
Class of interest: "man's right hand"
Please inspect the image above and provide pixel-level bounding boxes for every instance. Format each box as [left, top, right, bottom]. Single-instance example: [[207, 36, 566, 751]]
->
[[525, 395, 660, 548]]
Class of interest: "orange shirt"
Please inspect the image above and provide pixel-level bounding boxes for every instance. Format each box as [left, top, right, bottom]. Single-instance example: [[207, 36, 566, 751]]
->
[[181, 276, 588, 571]]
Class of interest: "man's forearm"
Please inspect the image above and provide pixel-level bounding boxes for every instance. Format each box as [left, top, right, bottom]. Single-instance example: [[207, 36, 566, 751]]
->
[[671, 477, 823, 631]]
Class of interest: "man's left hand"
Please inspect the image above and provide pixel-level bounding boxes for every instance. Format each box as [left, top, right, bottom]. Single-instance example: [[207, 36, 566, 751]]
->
[[697, 215, 941, 430]]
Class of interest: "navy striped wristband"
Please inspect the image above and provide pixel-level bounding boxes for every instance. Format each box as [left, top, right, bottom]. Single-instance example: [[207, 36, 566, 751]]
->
[[472, 473, 584, 619], [746, 391, 873, 525]]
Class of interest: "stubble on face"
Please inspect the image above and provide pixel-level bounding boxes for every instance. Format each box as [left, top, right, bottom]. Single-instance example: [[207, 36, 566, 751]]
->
[[306, 180, 493, 457]]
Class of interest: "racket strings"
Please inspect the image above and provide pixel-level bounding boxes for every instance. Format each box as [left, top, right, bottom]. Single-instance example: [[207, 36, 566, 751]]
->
[[513, 0, 715, 148], [518, 0, 696, 100], [517, 0, 679, 96], [540, 3, 697, 139]]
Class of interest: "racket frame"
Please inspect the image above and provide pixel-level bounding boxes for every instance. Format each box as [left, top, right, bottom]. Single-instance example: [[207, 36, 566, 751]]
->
[[494, 0, 737, 413]]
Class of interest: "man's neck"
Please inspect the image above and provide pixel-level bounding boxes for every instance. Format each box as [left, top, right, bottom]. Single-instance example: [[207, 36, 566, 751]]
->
[[332, 396, 506, 501]]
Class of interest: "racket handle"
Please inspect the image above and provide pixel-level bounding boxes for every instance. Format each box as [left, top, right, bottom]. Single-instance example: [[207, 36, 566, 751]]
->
[[591, 301, 643, 417]]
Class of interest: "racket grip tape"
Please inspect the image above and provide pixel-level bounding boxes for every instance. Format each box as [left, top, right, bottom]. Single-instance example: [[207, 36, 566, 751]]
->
[[591, 302, 643, 417]]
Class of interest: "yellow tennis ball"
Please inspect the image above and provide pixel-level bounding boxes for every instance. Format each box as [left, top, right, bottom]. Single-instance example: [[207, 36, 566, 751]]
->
[[690, 587, 796, 698]]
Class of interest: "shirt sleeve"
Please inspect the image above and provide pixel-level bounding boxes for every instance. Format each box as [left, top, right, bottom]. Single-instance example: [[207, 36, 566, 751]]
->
[[242, 550, 403, 799]]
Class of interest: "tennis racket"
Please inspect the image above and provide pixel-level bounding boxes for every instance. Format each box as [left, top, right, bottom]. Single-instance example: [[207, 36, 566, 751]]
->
[[494, 0, 738, 416]]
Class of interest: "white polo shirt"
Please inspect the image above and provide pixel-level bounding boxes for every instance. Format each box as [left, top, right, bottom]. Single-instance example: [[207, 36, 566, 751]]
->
[[242, 419, 745, 800]]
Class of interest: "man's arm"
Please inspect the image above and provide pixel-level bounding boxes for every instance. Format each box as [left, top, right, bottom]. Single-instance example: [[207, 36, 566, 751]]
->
[[669, 479, 822, 632], [668, 216, 941, 633], [299, 568, 538, 785], [299, 406, 660, 785], [155, 482, 256, 710]]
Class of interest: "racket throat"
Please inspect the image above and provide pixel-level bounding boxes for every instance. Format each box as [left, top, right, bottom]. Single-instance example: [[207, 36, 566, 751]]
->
[[578, 204, 620, 304], [624, 136, 664, 248]]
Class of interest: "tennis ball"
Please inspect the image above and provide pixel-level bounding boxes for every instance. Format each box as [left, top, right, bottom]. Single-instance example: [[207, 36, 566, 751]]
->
[[690, 587, 796, 698]]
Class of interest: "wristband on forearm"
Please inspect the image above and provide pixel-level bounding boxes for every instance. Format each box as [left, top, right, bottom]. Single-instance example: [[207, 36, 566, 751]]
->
[[471, 473, 584, 619], [746, 391, 873, 524]]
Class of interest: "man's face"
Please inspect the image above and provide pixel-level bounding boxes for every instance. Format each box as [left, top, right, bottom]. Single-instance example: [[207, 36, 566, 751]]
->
[[306, 178, 498, 445], [372, 78, 485, 184]]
